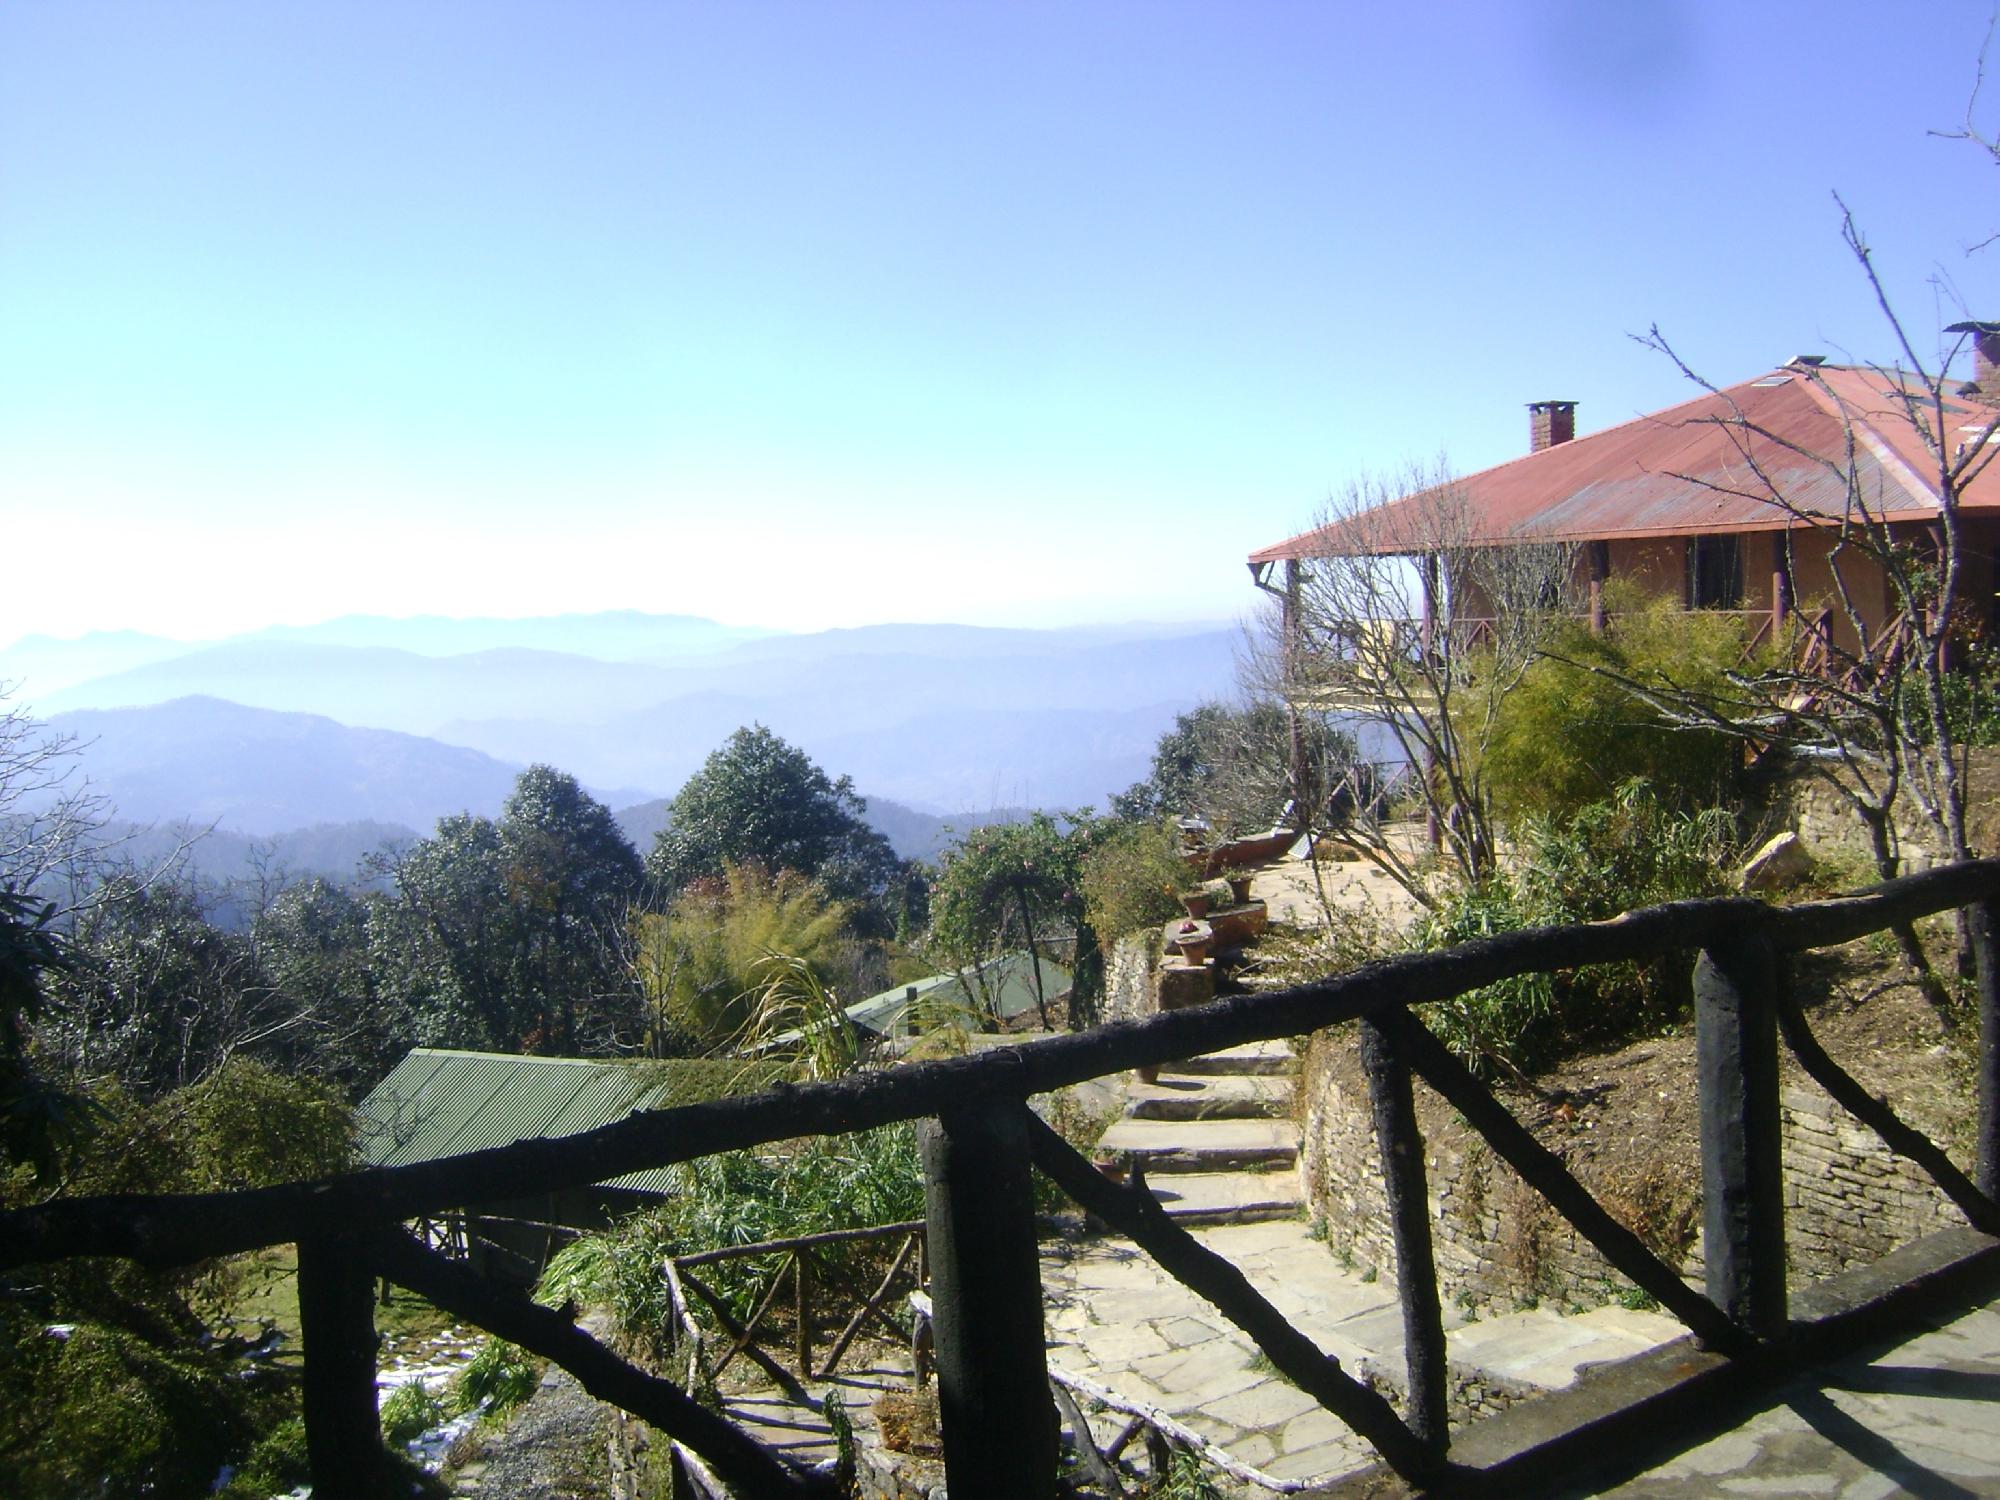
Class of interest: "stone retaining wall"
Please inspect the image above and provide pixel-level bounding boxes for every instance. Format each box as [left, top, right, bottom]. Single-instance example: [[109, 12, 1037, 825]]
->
[[1298, 1042, 1676, 1317], [1747, 748, 2000, 873], [1102, 928, 1160, 1025], [1781, 1084, 1968, 1274], [1298, 1034, 1969, 1313]]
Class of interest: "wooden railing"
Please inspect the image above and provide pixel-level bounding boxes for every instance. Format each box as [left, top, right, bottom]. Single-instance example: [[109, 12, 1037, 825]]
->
[[3, 863, 1998, 1497], [666, 1219, 926, 1398]]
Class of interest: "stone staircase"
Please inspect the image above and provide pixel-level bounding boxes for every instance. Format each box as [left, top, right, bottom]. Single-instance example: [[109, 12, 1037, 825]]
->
[[1093, 1039, 1306, 1226]]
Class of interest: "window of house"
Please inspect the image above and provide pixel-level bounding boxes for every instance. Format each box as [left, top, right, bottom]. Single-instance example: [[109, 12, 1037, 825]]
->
[[1687, 534, 1743, 610]]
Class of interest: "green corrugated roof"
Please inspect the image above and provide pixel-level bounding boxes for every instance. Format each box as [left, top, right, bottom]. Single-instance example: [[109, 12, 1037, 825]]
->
[[357, 1049, 676, 1196], [845, 951, 1073, 1037]]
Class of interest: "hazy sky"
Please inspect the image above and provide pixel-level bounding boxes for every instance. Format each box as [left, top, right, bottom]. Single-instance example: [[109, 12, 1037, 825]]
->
[[4, 2, 1998, 645]]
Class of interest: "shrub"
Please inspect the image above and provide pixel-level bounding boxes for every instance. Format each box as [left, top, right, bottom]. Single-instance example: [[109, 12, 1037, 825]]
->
[[1483, 600, 1743, 827], [382, 1377, 449, 1446], [634, 862, 864, 1051], [0, 1319, 252, 1500], [1, 1061, 358, 1499], [541, 1123, 925, 1356], [1413, 782, 1736, 1076], [213, 1416, 309, 1499], [454, 1340, 539, 1416], [1078, 820, 1190, 950]]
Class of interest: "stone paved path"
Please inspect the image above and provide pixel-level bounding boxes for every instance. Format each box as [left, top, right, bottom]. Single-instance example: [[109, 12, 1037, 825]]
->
[[1095, 1039, 1307, 1226], [1568, 1295, 2000, 1498], [1051, 1035, 1686, 1491]]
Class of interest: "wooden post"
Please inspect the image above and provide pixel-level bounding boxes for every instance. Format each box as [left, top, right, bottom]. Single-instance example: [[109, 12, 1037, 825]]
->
[[919, 1106, 1057, 1500], [298, 1232, 385, 1499], [1360, 1013, 1449, 1459], [1285, 559, 1308, 825], [1419, 553, 1439, 661], [1695, 932, 1787, 1339], [1772, 544, 1792, 634], [794, 1251, 812, 1380], [1589, 541, 1609, 634], [1973, 897, 2000, 1200]]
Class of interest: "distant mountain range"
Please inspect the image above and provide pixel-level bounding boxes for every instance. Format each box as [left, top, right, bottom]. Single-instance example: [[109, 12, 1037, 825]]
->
[[32, 699, 1031, 896], [0, 611, 776, 698], [6, 610, 1241, 859], [41, 698, 556, 834]]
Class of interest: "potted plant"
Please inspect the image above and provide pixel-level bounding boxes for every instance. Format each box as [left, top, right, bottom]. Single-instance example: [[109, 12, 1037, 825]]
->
[[1223, 864, 1256, 905]]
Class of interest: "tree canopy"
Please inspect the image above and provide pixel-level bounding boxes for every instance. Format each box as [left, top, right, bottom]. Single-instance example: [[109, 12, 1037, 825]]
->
[[928, 812, 1103, 1028], [1112, 700, 1356, 838], [376, 766, 643, 1055], [646, 726, 898, 903]]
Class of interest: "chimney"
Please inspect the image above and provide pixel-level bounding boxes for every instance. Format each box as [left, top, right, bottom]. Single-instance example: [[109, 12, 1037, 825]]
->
[[1946, 320, 2000, 396], [1528, 400, 1577, 453]]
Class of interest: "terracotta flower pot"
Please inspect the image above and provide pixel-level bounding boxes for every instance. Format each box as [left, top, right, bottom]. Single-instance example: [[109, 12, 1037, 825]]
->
[[1182, 892, 1210, 919]]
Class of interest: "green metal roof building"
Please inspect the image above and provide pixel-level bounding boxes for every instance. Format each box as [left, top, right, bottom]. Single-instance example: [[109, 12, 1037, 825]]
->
[[357, 1048, 678, 1196]]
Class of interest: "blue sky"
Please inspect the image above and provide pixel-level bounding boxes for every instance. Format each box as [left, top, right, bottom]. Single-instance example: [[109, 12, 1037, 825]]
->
[[3, 1, 1998, 644]]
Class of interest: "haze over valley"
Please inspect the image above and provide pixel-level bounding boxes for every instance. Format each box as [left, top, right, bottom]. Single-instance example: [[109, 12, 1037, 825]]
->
[[3, 610, 1241, 883]]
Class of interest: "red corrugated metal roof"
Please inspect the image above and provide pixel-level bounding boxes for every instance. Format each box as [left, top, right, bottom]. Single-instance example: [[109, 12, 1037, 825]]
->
[[1250, 366, 2000, 562]]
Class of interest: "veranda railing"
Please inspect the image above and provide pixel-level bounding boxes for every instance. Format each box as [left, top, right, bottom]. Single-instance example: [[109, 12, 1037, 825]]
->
[[3, 861, 1997, 1498]]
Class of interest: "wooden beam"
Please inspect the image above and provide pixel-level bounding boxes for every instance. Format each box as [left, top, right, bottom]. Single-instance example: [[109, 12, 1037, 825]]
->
[[297, 1232, 387, 1500], [920, 1104, 1057, 1500], [366, 1227, 835, 1498], [11, 862, 2000, 1274], [1361, 1013, 1449, 1458], [1696, 932, 1787, 1340]]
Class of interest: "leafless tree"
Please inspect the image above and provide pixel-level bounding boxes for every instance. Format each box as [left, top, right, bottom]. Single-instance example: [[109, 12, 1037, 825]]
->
[[0, 684, 203, 919], [1632, 301, 1999, 892], [1254, 464, 1577, 907]]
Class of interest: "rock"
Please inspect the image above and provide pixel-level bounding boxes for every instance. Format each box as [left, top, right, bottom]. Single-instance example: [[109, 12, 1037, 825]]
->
[[1739, 830, 1812, 892]]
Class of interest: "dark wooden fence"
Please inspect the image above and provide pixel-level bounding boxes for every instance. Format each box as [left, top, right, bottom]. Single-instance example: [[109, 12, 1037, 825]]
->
[[667, 1219, 926, 1399], [4, 862, 1999, 1497]]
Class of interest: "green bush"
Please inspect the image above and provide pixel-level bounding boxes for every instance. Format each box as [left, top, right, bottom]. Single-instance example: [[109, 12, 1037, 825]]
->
[[541, 1123, 924, 1357], [634, 862, 864, 1051], [1483, 601, 1744, 827], [0, 1319, 252, 1500], [1, 1061, 358, 1499], [382, 1376, 449, 1445], [454, 1340, 539, 1416], [1079, 819, 1190, 950], [213, 1416, 309, 1499], [1413, 783, 1736, 1077], [1410, 879, 1555, 1080]]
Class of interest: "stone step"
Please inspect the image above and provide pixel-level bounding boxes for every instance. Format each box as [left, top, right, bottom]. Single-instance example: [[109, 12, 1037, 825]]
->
[[1094, 1116, 1299, 1173], [1145, 1168, 1304, 1226], [1444, 1304, 1684, 1391], [1172, 1040, 1295, 1077], [1127, 1071, 1292, 1121]]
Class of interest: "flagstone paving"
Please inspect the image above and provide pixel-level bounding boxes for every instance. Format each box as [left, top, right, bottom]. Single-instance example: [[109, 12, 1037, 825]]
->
[[1568, 1295, 2000, 1498], [1046, 1036, 1687, 1491]]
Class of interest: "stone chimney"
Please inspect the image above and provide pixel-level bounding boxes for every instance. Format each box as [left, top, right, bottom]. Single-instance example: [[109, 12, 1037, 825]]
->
[[1528, 400, 1577, 453], [1946, 320, 2000, 399]]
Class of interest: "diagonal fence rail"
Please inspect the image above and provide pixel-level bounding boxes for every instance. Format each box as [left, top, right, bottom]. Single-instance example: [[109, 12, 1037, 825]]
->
[[4, 862, 1999, 1496]]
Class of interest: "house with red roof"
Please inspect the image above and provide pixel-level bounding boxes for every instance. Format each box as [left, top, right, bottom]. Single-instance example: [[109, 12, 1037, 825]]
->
[[1247, 337, 2000, 661]]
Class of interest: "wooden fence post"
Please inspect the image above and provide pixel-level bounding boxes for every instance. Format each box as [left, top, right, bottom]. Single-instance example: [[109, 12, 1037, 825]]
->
[[1360, 1012, 1448, 1458], [1695, 930, 1787, 1339], [918, 1105, 1057, 1500], [794, 1251, 812, 1380], [298, 1231, 385, 1499], [1973, 897, 2000, 1200]]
